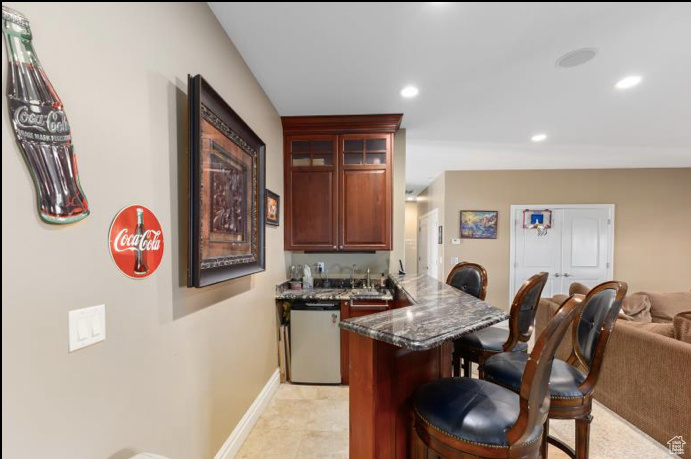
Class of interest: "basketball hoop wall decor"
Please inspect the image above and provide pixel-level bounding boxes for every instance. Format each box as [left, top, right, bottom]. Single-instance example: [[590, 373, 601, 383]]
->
[[523, 209, 552, 237]]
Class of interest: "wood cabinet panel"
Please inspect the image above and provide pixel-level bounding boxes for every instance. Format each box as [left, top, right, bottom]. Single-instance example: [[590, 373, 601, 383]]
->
[[282, 115, 400, 252], [341, 169, 390, 250], [285, 170, 337, 250], [340, 299, 391, 385]]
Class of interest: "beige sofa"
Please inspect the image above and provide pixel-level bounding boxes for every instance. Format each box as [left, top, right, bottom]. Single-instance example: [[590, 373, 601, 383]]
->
[[536, 287, 691, 450]]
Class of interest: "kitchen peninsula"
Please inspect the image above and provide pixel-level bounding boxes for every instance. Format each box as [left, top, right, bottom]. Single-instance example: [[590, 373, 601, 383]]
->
[[340, 274, 509, 458]]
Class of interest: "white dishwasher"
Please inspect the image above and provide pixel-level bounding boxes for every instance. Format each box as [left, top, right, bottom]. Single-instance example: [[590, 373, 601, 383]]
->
[[290, 301, 341, 384]]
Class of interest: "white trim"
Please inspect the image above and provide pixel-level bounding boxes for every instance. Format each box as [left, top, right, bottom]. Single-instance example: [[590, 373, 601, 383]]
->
[[214, 368, 281, 459], [509, 204, 615, 303]]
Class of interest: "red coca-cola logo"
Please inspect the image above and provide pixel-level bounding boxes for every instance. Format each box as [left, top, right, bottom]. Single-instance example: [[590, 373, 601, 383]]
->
[[108, 205, 164, 279]]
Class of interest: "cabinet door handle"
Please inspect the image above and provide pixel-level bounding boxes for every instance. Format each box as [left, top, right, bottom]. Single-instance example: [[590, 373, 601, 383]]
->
[[554, 273, 561, 278], [563, 273, 571, 278]]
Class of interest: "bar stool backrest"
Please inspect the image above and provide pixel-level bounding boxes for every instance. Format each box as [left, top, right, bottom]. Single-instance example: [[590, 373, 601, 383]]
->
[[504, 272, 549, 351], [446, 262, 488, 300], [568, 281, 627, 396], [506, 294, 584, 448]]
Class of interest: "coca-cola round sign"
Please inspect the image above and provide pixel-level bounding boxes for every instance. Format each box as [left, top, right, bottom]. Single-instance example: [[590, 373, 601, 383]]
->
[[108, 205, 164, 279]]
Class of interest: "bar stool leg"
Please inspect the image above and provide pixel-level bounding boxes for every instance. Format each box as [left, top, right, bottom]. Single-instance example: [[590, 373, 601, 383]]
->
[[541, 418, 549, 459], [411, 422, 428, 459], [575, 414, 593, 459]]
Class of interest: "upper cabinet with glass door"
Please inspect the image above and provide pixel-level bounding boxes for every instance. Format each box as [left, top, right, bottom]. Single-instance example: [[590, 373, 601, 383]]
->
[[282, 115, 402, 252], [289, 136, 336, 168], [341, 134, 390, 167]]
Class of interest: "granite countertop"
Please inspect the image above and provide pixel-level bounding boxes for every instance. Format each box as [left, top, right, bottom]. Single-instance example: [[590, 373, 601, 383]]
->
[[276, 281, 394, 302], [339, 274, 508, 350]]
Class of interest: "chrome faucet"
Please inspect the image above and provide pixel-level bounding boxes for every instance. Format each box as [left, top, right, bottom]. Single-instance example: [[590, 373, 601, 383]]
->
[[351, 264, 358, 289], [366, 267, 371, 289]]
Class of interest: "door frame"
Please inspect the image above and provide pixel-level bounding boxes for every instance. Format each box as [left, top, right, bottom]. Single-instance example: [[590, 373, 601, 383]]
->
[[509, 204, 615, 303], [418, 208, 440, 279]]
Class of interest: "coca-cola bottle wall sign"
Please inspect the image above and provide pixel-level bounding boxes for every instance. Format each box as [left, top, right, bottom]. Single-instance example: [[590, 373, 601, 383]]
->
[[2, 6, 89, 224], [109, 205, 164, 279]]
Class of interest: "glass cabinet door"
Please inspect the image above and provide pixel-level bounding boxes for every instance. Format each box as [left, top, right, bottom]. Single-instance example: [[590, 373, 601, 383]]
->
[[340, 135, 389, 167], [289, 137, 336, 167]]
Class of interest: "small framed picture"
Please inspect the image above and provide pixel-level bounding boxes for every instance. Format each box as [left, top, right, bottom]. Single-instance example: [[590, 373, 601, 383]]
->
[[266, 190, 280, 226], [460, 210, 498, 239]]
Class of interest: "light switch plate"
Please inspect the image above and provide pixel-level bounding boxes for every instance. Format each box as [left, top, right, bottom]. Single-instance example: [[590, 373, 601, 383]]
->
[[68, 304, 106, 352], [451, 238, 461, 245]]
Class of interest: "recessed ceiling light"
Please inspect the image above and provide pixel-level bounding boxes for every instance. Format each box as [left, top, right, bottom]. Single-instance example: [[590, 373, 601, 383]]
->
[[401, 86, 419, 98], [615, 75, 642, 90], [531, 133, 547, 142]]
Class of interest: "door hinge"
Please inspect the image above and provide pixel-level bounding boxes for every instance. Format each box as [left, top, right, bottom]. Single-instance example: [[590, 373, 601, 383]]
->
[[606, 262, 610, 268], [607, 218, 611, 225]]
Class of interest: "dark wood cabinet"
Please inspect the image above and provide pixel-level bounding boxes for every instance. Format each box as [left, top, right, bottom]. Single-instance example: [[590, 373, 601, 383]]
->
[[340, 299, 391, 385], [284, 135, 339, 250], [282, 115, 401, 252]]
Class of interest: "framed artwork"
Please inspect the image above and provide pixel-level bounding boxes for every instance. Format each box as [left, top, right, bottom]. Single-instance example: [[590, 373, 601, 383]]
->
[[460, 210, 498, 239], [188, 75, 266, 288], [266, 190, 280, 226]]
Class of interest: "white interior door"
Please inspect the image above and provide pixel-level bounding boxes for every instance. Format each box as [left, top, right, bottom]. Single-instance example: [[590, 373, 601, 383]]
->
[[418, 219, 429, 275], [511, 205, 614, 301], [418, 210, 439, 279], [513, 209, 563, 298], [561, 208, 611, 290]]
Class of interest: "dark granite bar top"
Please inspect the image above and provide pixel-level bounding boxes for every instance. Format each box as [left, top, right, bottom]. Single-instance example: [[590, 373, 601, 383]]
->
[[339, 274, 508, 350], [276, 280, 394, 302]]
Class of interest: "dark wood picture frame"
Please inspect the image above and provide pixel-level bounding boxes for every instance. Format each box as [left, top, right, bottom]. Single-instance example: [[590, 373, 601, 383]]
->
[[188, 74, 266, 288], [266, 189, 280, 226]]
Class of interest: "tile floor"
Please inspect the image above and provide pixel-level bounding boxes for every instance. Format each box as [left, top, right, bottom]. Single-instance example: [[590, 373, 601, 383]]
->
[[237, 383, 672, 458]]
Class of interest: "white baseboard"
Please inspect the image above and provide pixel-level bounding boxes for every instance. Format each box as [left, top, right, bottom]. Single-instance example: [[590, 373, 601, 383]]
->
[[214, 368, 281, 459]]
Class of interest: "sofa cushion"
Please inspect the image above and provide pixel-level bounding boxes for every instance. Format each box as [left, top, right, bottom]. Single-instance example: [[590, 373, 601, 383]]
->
[[620, 321, 675, 338], [569, 282, 590, 296], [552, 294, 570, 305], [673, 312, 691, 344], [620, 293, 652, 323], [642, 291, 691, 323]]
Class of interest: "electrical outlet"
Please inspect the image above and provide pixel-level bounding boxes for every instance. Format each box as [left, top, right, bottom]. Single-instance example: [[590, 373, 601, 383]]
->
[[317, 262, 325, 273]]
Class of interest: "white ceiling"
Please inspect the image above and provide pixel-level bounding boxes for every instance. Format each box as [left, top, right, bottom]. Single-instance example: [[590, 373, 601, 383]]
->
[[209, 2, 691, 193]]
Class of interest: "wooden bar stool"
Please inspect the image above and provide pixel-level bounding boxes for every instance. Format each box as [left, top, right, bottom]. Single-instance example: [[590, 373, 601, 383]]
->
[[453, 272, 549, 378], [482, 281, 628, 459], [446, 261, 488, 301], [411, 294, 585, 459]]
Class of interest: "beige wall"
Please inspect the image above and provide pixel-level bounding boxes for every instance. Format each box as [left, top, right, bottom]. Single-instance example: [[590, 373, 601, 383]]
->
[[439, 169, 691, 309], [2, 3, 286, 458], [289, 129, 407, 276], [404, 201, 419, 274]]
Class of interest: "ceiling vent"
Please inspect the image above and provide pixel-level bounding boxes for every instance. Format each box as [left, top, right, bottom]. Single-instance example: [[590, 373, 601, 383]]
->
[[556, 48, 598, 68]]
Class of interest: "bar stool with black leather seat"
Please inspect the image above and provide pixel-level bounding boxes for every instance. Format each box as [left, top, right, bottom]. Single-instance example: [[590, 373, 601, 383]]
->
[[452, 272, 549, 378], [446, 261, 488, 300], [411, 294, 584, 459], [482, 281, 627, 459]]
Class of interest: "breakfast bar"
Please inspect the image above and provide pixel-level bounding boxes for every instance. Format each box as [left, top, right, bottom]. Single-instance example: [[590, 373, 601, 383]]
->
[[339, 274, 509, 458]]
